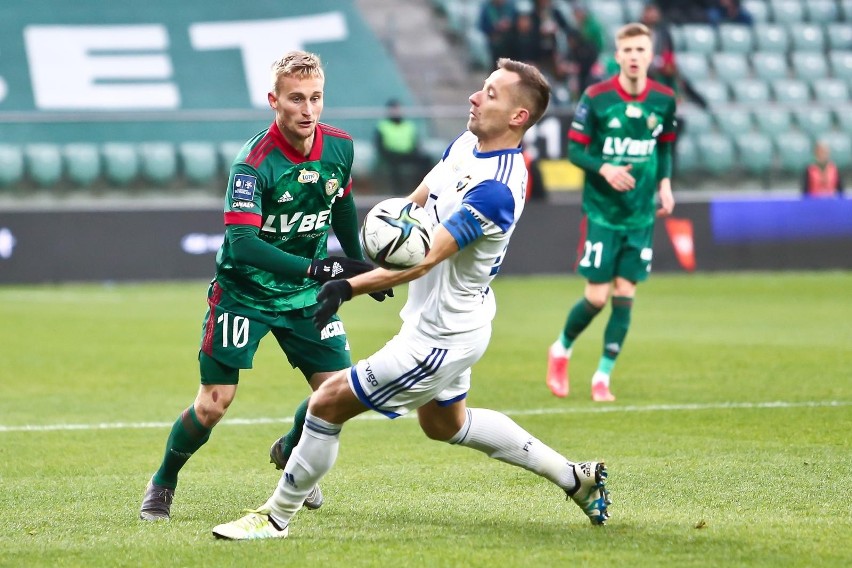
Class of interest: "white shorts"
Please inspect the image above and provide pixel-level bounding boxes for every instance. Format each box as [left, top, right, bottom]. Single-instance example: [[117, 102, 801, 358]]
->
[[348, 329, 490, 418]]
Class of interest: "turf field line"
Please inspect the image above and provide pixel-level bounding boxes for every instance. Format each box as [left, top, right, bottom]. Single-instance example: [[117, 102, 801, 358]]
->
[[0, 400, 848, 433]]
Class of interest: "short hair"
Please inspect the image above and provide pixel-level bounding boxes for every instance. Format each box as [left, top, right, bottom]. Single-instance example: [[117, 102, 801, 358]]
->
[[615, 23, 652, 44], [496, 58, 551, 128], [270, 51, 324, 94]]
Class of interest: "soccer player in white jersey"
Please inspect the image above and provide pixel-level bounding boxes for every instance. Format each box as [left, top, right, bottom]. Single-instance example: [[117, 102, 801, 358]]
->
[[212, 58, 611, 540]]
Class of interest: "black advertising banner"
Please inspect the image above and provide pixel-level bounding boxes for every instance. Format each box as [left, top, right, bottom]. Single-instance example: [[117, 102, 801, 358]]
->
[[1, 198, 850, 284]]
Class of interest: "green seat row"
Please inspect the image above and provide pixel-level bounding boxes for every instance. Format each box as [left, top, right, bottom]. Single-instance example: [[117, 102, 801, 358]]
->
[[676, 130, 851, 175], [0, 141, 246, 189]]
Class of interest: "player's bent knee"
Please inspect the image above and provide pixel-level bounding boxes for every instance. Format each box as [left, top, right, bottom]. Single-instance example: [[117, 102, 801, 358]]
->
[[194, 384, 236, 427]]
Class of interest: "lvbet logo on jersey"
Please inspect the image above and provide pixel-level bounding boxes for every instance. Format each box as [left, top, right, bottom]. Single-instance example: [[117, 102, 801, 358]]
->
[[602, 137, 657, 157], [260, 210, 331, 234]]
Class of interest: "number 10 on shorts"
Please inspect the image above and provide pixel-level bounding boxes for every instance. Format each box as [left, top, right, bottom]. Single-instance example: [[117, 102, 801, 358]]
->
[[218, 313, 249, 348]]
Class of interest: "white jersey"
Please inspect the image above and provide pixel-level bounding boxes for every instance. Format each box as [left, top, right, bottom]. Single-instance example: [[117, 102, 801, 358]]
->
[[399, 130, 527, 346]]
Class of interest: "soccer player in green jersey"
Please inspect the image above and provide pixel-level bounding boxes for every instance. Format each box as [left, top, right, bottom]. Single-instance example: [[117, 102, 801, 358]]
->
[[139, 50, 390, 521], [546, 23, 676, 402]]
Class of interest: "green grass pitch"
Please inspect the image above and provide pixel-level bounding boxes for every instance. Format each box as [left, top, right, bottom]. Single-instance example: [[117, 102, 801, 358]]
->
[[0, 273, 850, 567]]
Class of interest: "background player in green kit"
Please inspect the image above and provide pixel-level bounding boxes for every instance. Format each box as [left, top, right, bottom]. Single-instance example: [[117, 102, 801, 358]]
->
[[139, 50, 390, 521], [546, 23, 676, 402]]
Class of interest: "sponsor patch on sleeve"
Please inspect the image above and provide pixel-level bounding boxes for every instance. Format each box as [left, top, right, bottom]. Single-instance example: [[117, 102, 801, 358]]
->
[[574, 103, 589, 123], [231, 174, 257, 201]]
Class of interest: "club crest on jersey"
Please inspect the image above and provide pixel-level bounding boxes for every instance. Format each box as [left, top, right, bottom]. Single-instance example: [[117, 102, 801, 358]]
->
[[325, 177, 339, 196], [297, 169, 320, 184], [231, 174, 257, 201], [625, 104, 642, 119], [647, 113, 659, 130], [455, 175, 472, 192]]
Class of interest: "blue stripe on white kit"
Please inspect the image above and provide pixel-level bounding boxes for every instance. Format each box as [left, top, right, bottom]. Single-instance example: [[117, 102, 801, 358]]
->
[[305, 417, 342, 436], [369, 348, 448, 408]]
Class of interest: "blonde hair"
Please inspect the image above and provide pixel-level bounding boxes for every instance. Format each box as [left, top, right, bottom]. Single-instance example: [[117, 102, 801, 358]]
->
[[496, 58, 551, 128], [615, 22, 652, 44], [271, 51, 324, 94]]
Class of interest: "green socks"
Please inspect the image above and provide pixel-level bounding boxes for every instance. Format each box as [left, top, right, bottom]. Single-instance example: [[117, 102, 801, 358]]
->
[[599, 295, 633, 372], [560, 298, 603, 348], [153, 406, 211, 489], [279, 396, 310, 464]]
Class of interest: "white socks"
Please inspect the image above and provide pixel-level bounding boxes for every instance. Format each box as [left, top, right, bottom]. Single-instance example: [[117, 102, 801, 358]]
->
[[449, 407, 576, 493], [265, 412, 341, 527], [549, 340, 572, 359], [591, 370, 611, 387]]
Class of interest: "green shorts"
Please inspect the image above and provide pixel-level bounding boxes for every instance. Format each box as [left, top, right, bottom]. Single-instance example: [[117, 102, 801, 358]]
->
[[198, 281, 351, 384], [576, 218, 655, 284]]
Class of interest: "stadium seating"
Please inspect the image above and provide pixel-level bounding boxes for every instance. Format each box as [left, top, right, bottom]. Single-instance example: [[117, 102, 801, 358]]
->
[[805, 0, 839, 23], [751, 51, 789, 81], [63, 144, 100, 187], [771, 79, 811, 104], [730, 79, 771, 104], [102, 143, 139, 186], [697, 133, 736, 174], [829, 51, 852, 81], [589, 1, 625, 26], [711, 52, 751, 82], [734, 132, 774, 175], [753, 108, 794, 136], [25, 144, 62, 187], [691, 80, 731, 105], [139, 143, 178, 186], [677, 52, 710, 82], [179, 142, 219, 187], [819, 132, 852, 169], [825, 24, 852, 50], [219, 142, 245, 172], [623, 0, 644, 22], [788, 24, 826, 52], [769, 0, 805, 24], [715, 108, 753, 138], [774, 131, 813, 172], [351, 140, 377, 181], [791, 51, 830, 81], [0, 145, 25, 187], [718, 24, 754, 53], [675, 135, 699, 173], [811, 78, 850, 104], [836, 109, 852, 136], [753, 24, 789, 52], [743, 0, 770, 22], [465, 28, 490, 70], [793, 108, 834, 138], [681, 24, 717, 53], [681, 108, 715, 135]]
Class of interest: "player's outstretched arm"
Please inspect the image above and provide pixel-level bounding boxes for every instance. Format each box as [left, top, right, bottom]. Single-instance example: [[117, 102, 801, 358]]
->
[[311, 226, 459, 330]]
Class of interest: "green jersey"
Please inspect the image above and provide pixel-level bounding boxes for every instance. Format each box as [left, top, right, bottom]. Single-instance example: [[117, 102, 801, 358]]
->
[[217, 121, 355, 312], [568, 76, 677, 229]]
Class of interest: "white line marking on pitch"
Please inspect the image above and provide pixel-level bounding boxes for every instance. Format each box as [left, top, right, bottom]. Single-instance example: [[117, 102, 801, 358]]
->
[[0, 400, 848, 434]]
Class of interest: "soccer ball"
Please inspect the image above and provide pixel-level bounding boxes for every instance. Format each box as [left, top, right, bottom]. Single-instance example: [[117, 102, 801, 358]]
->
[[360, 198, 434, 270]]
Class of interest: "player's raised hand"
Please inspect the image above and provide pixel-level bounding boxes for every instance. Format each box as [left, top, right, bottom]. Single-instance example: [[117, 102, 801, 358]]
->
[[308, 257, 373, 283], [599, 163, 635, 192], [312, 280, 353, 330]]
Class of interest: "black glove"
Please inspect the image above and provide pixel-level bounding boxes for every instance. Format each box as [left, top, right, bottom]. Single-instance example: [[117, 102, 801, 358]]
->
[[308, 256, 373, 283], [313, 280, 353, 330], [368, 288, 395, 302]]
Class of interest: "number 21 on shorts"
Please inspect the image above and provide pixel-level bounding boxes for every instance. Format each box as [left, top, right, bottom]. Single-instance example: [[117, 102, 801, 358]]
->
[[579, 240, 603, 268]]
